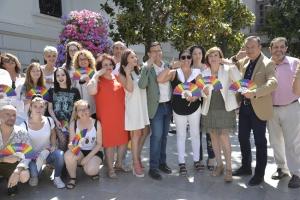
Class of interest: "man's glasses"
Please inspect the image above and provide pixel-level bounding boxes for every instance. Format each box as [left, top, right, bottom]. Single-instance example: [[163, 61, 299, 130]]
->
[[180, 55, 191, 60]]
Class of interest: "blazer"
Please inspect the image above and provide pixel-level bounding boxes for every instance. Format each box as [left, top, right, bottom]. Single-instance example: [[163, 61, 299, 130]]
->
[[138, 62, 170, 119], [237, 53, 277, 121], [201, 64, 242, 115]]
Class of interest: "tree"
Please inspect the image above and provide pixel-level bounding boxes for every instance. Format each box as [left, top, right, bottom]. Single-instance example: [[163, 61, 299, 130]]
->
[[169, 0, 255, 57], [101, 0, 174, 59], [263, 0, 300, 57], [101, 0, 255, 58]]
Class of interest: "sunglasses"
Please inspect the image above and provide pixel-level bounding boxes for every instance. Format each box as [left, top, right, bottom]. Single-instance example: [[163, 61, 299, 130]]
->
[[180, 55, 191, 60]]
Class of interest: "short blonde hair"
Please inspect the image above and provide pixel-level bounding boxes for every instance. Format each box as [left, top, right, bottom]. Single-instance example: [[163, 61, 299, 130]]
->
[[72, 49, 96, 70], [44, 45, 58, 55], [205, 47, 224, 67]]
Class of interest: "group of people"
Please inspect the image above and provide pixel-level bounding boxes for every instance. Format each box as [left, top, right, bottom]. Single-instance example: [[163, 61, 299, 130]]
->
[[0, 35, 300, 197]]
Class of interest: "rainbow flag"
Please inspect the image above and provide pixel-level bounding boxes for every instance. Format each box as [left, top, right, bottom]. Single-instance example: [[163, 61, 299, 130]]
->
[[0, 84, 17, 96], [0, 143, 37, 159]]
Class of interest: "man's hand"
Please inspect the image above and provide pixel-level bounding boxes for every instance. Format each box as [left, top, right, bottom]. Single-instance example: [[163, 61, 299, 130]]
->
[[7, 171, 19, 188]]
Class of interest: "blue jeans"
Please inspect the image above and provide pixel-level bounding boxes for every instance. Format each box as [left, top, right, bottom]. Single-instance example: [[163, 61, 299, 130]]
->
[[149, 102, 172, 170], [29, 149, 64, 177]]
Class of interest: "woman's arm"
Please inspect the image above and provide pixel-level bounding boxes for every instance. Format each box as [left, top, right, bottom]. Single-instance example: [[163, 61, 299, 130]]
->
[[48, 103, 61, 128], [157, 68, 176, 83], [87, 69, 106, 95], [118, 73, 134, 93]]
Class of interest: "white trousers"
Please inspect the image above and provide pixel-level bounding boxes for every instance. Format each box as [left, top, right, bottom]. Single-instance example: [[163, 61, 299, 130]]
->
[[267, 101, 300, 176], [174, 106, 201, 164]]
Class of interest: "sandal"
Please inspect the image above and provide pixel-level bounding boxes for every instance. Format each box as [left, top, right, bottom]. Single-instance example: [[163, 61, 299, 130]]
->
[[114, 165, 131, 173], [194, 161, 205, 170], [66, 178, 77, 189], [91, 174, 99, 180], [179, 163, 187, 176], [207, 158, 215, 171], [108, 169, 117, 179]]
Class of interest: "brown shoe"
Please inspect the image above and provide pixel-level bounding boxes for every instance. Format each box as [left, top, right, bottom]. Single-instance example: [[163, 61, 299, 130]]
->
[[224, 170, 233, 182], [212, 165, 224, 177]]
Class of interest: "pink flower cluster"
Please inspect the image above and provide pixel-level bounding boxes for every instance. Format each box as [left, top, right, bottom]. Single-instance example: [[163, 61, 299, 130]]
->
[[57, 9, 112, 66]]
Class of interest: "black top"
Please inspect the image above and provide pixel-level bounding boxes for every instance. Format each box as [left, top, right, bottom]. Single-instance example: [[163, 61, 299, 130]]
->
[[48, 87, 81, 121], [171, 72, 201, 115], [243, 54, 261, 80]]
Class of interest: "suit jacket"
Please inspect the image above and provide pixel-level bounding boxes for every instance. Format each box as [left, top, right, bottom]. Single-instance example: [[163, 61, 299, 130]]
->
[[138, 62, 171, 119], [237, 53, 277, 120]]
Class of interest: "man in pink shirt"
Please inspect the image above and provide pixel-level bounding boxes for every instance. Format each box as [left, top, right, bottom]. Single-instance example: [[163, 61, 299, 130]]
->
[[267, 37, 300, 188]]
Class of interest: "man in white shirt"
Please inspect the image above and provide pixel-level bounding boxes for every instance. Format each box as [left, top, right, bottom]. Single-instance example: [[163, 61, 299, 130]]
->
[[112, 41, 126, 76], [0, 105, 31, 196]]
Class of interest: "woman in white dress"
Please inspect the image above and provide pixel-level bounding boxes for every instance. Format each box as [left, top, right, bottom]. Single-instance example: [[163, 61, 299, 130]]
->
[[118, 49, 149, 177]]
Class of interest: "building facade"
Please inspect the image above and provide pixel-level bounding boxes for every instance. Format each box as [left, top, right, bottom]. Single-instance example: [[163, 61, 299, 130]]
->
[[0, 0, 177, 71]]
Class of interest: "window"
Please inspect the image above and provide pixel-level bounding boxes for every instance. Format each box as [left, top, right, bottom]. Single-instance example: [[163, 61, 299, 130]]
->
[[39, 0, 62, 18]]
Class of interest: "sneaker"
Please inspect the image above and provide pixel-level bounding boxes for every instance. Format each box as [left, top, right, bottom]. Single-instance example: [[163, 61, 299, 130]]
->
[[159, 163, 172, 174], [29, 176, 39, 187], [53, 177, 65, 189], [288, 175, 300, 188], [148, 169, 162, 180]]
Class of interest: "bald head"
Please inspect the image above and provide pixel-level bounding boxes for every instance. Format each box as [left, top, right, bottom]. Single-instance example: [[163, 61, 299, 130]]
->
[[0, 105, 16, 127]]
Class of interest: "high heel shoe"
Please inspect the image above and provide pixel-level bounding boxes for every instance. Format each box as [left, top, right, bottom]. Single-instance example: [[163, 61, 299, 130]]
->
[[211, 165, 224, 177], [224, 169, 233, 182], [132, 163, 144, 178]]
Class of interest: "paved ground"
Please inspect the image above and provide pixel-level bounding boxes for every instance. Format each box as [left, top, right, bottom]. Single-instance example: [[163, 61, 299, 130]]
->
[[1, 129, 300, 200]]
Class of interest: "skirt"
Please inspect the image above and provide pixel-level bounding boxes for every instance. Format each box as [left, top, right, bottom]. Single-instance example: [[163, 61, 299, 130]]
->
[[201, 91, 236, 133]]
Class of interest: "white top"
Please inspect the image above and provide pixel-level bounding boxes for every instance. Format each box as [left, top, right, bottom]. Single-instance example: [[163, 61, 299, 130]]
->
[[112, 62, 121, 76], [125, 71, 150, 130], [201, 64, 242, 115], [0, 76, 26, 124], [41, 65, 55, 89], [0, 69, 13, 109], [153, 62, 171, 102], [76, 123, 97, 151], [20, 116, 55, 153]]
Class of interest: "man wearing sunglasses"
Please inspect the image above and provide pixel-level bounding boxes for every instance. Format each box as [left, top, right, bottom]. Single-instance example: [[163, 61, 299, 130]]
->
[[138, 42, 172, 180]]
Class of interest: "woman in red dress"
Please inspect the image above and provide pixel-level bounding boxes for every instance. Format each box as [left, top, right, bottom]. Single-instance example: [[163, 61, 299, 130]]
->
[[87, 53, 129, 178]]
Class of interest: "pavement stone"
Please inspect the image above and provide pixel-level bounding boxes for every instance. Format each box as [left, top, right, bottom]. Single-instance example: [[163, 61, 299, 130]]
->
[[1, 130, 300, 200]]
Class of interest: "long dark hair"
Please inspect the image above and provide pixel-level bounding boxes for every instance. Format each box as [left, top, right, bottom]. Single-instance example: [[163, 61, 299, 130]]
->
[[119, 49, 140, 77], [65, 41, 82, 71], [53, 68, 71, 92], [189, 45, 206, 65]]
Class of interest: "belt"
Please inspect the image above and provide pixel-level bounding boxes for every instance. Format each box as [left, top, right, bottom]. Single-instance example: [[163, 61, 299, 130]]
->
[[159, 101, 171, 105], [243, 99, 251, 106], [273, 99, 298, 107]]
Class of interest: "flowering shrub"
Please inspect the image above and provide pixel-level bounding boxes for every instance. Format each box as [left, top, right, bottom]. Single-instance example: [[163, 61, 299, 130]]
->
[[57, 9, 112, 66]]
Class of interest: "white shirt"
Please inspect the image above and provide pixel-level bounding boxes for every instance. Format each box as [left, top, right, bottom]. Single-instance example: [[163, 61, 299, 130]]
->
[[112, 62, 121, 76], [20, 116, 55, 153], [153, 62, 171, 102]]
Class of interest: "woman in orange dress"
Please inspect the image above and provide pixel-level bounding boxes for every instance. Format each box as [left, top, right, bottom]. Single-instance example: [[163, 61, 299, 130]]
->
[[87, 53, 129, 178]]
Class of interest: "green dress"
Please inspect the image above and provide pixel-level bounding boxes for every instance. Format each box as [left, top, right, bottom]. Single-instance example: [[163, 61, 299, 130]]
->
[[201, 91, 236, 133]]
